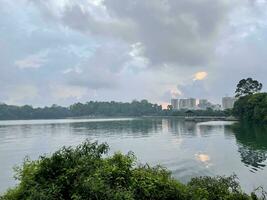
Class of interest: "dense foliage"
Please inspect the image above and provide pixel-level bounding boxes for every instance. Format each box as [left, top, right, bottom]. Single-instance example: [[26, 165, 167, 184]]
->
[[0, 100, 229, 120], [235, 78, 263, 98], [171, 108, 229, 117], [233, 93, 267, 124], [1, 141, 263, 200], [0, 100, 162, 120]]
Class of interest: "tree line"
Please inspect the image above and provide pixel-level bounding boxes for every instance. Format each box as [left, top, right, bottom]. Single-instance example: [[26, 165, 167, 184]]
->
[[0, 100, 163, 120], [0, 100, 231, 120]]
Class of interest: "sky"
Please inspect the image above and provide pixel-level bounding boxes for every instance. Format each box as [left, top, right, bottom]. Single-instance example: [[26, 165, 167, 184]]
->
[[0, 0, 267, 107]]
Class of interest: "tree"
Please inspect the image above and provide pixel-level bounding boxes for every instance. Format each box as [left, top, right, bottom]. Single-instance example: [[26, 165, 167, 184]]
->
[[235, 78, 262, 98], [167, 105, 173, 111], [233, 93, 267, 123]]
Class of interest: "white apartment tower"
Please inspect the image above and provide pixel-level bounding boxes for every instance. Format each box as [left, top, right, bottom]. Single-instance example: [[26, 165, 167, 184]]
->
[[171, 99, 179, 110], [222, 97, 236, 110], [179, 98, 196, 110]]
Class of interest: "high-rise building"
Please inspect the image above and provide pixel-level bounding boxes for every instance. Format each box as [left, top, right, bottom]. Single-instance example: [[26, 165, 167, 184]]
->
[[222, 97, 236, 110], [171, 99, 179, 110], [179, 99, 187, 110], [188, 98, 197, 109], [198, 99, 209, 109], [197, 99, 222, 110], [178, 98, 196, 110]]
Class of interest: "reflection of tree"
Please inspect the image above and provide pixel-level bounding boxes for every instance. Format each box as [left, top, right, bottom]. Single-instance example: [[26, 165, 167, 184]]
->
[[231, 123, 267, 172], [238, 146, 267, 171], [69, 118, 161, 137]]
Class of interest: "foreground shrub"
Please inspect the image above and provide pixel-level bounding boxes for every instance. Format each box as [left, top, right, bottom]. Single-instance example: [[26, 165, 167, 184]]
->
[[0, 140, 264, 200]]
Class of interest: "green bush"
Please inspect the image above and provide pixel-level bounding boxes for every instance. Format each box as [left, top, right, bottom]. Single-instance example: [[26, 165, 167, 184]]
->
[[0, 141, 263, 200]]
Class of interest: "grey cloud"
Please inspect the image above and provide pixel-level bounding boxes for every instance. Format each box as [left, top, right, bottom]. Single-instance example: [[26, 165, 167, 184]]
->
[[64, 42, 131, 89], [61, 4, 137, 41], [103, 0, 230, 66], [1, 0, 267, 106], [30, 0, 232, 67]]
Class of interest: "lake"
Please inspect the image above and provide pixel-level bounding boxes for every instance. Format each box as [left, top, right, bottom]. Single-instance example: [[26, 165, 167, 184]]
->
[[0, 117, 267, 194]]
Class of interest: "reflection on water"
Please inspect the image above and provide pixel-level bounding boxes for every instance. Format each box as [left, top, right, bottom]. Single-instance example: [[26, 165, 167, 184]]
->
[[0, 117, 267, 193], [231, 123, 267, 172]]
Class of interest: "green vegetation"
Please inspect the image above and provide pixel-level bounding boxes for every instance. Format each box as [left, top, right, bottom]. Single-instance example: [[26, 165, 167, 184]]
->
[[235, 78, 263, 98], [0, 100, 162, 120], [0, 100, 229, 120], [233, 78, 266, 124], [170, 108, 228, 117], [233, 93, 267, 124], [1, 141, 264, 200]]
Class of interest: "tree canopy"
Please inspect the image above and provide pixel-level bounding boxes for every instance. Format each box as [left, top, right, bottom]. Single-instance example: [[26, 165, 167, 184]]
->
[[233, 93, 267, 124], [0, 100, 230, 120], [0, 100, 163, 120], [235, 78, 262, 98]]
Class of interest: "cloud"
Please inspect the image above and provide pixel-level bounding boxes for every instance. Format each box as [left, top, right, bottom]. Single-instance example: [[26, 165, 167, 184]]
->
[[5, 85, 38, 105], [50, 85, 89, 100], [170, 88, 182, 98], [15, 51, 48, 69], [0, 0, 267, 106], [193, 71, 208, 81], [30, 0, 232, 67], [63, 42, 131, 89]]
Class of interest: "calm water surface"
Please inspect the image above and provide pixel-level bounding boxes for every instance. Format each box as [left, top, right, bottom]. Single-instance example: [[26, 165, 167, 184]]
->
[[0, 117, 267, 193]]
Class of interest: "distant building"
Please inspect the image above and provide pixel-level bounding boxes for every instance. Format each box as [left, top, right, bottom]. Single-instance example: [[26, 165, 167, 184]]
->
[[198, 99, 209, 110], [171, 98, 223, 111], [211, 104, 222, 111], [188, 98, 197, 109], [179, 98, 196, 110], [171, 99, 179, 110], [222, 97, 236, 110], [198, 99, 221, 110], [199, 99, 208, 105]]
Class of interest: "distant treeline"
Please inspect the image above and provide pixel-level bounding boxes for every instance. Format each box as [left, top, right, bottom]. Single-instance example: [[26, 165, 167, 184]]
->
[[0, 100, 164, 120], [0, 100, 230, 120], [171, 108, 228, 117]]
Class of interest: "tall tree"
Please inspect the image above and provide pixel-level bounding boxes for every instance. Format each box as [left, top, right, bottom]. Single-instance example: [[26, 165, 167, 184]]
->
[[235, 78, 262, 98]]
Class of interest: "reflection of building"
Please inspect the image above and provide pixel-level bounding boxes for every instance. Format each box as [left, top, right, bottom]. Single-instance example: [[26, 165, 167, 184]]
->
[[167, 119, 197, 136], [171, 99, 179, 110], [222, 97, 236, 110]]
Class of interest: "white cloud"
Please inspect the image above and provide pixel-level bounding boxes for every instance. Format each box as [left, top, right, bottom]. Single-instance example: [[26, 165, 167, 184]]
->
[[15, 51, 48, 69]]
